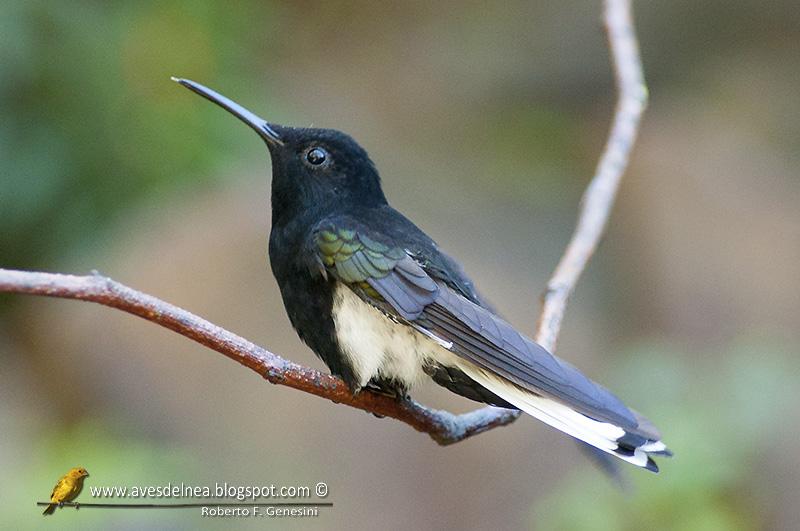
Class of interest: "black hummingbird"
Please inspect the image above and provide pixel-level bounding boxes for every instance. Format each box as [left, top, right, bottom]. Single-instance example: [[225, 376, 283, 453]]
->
[[174, 78, 671, 472]]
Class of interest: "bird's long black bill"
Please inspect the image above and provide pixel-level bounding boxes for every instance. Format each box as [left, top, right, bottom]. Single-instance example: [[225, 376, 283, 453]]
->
[[172, 77, 283, 145]]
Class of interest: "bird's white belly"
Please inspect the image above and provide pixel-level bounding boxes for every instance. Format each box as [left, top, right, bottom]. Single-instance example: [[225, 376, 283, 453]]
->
[[331, 283, 456, 389]]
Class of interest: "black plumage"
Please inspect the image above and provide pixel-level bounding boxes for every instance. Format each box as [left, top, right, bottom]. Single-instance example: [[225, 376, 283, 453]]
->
[[175, 78, 671, 472]]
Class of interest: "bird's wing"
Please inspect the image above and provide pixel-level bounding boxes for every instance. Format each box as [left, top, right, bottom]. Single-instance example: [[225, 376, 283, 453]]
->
[[309, 217, 630, 425], [307, 217, 669, 469], [50, 477, 67, 501], [308, 217, 438, 318]]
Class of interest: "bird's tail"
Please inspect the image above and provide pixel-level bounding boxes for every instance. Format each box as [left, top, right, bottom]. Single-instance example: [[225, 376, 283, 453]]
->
[[458, 365, 672, 472], [42, 503, 56, 516]]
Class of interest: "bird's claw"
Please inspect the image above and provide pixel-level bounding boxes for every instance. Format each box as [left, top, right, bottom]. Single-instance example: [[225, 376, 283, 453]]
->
[[363, 380, 409, 402]]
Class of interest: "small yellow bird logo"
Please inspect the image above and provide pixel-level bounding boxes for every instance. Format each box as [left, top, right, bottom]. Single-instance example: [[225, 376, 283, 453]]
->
[[42, 467, 90, 516]]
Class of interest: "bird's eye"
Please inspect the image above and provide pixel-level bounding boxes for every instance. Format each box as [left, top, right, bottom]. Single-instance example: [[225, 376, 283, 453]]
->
[[304, 147, 328, 166]]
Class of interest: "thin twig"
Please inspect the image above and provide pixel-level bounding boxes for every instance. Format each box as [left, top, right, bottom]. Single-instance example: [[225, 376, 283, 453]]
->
[[536, 0, 648, 352], [0, 0, 645, 445], [449, 0, 649, 431]]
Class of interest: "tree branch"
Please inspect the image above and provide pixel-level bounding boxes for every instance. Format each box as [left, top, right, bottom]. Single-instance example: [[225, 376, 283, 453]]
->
[[0, 0, 645, 445], [0, 269, 518, 444]]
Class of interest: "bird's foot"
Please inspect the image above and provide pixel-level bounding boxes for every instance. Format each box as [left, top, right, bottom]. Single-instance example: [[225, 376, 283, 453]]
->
[[363, 380, 409, 401], [360, 380, 410, 418]]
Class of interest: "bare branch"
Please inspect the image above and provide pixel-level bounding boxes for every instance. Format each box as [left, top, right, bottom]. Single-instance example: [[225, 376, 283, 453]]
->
[[0, 269, 518, 444], [459, 0, 648, 430], [0, 0, 645, 444], [536, 0, 648, 353]]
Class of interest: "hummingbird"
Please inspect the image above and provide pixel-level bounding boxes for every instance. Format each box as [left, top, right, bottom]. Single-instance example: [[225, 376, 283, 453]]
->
[[174, 78, 671, 472]]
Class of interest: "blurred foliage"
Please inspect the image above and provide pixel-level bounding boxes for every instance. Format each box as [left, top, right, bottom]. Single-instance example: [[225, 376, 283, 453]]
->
[[0, 0, 283, 270], [533, 340, 798, 530]]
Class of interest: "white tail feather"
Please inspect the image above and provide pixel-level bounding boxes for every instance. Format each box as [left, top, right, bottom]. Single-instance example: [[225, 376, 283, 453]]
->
[[458, 365, 653, 468]]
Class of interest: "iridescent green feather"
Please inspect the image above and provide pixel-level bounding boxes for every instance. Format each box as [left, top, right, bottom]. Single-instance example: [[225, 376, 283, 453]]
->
[[315, 225, 402, 286]]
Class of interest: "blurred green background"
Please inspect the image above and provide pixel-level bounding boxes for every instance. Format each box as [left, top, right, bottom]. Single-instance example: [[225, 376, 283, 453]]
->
[[2, 1, 799, 529]]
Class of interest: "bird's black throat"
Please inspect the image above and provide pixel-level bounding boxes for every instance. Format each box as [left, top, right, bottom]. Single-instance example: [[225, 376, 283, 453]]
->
[[267, 217, 359, 389]]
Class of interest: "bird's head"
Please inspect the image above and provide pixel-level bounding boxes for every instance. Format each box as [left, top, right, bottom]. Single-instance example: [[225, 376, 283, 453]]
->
[[69, 467, 89, 479], [174, 78, 387, 226]]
